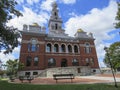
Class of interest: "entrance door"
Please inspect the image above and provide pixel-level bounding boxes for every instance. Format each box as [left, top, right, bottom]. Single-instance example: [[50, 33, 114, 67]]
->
[[61, 59, 67, 67]]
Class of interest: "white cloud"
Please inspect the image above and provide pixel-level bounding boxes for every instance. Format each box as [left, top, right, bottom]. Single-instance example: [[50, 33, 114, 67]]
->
[[60, 0, 76, 4], [40, 0, 56, 11], [0, 47, 20, 65], [17, 0, 24, 4], [7, 6, 49, 30], [99, 61, 106, 68], [40, 0, 76, 11], [64, 0, 117, 65], [26, 0, 40, 5]]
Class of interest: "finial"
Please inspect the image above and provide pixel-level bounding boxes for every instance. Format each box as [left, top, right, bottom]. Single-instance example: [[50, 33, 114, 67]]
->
[[52, 1, 57, 8]]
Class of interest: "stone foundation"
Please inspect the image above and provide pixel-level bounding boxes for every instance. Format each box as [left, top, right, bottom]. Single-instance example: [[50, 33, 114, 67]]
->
[[18, 66, 98, 77]]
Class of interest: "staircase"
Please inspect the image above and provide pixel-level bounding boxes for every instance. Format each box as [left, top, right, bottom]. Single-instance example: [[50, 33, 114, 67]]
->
[[36, 66, 91, 78]]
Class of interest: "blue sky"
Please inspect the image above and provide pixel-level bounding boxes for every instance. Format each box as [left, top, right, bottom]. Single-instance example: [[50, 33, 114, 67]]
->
[[0, 0, 119, 68]]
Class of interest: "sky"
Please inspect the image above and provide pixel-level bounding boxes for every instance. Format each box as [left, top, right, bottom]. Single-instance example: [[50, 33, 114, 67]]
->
[[0, 0, 120, 68]]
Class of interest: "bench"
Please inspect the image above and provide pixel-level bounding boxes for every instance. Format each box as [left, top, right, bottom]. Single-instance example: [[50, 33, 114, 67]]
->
[[19, 76, 34, 83], [53, 74, 75, 83]]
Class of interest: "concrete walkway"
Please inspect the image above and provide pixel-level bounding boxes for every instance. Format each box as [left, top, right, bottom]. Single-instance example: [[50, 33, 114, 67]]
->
[[77, 76, 120, 82], [13, 74, 120, 84]]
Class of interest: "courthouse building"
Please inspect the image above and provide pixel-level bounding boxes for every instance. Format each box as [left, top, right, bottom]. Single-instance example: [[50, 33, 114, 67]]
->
[[19, 2, 99, 77]]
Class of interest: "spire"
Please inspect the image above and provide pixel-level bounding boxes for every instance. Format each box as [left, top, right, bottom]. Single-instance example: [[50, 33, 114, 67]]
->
[[48, 2, 63, 33]]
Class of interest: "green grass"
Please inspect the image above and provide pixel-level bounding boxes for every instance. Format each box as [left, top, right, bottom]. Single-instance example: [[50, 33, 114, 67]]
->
[[0, 80, 120, 90]]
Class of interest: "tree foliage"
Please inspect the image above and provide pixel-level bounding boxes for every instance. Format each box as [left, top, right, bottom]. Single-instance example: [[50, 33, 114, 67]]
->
[[6, 59, 24, 76], [0, 0, 22, 54], [115, 2, 120, 28], [104, 42, 120, 71]]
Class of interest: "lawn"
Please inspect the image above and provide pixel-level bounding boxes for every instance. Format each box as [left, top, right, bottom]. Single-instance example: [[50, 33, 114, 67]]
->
[[0, 80, 120, 90]]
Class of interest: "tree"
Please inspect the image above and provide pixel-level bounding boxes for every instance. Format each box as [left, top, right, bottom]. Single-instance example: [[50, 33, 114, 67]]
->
[[115, 1, 120, 28], [6, 59, 24, 76], [0, 0, 22, 54], [104, 42, 120, 71]]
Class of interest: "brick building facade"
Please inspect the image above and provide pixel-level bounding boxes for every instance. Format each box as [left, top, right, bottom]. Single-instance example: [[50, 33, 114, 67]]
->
[[19, 2, 99, 77]]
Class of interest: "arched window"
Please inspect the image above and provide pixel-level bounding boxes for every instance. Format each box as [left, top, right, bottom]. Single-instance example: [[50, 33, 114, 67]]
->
[[72, 59, 79, 66], [74, 45, 78, 53], [61, 44, 66, 52], [68, 45, 72, 53], [46, 43, 52, 52], [52, 25, 54, 29], [90, 58, 94, 66], [85, 43, 91, 54], [28, 43, 31, 52], [85, 58, 89, 66], [31, 39, 37, 51], [28, 39, 39, 52], [48, 58, 56, 67], [54, 44, 59, 52], [26, 56, 32, 66], [34, 56, 39, 66], [55, 23, 58, 30], [54, 12, 57, 16]]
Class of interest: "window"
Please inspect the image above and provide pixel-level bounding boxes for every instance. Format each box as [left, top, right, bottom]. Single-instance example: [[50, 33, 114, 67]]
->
[[68, 45, 72, 53], [74, 45, 78, 53], [48, 58, 56, 67], [61, 44, 66, 52], [34, 56, 39, 66], [28, 39, 39, 52], [77, 68, 81, 73], [31, 44, 37, 51], [26, 56, 32, 66], [72, 59, 79, 66], [54, 12, 57, 16], [55, 24, 58, 30], [54, 44, 59, 52], [33, 72, 38, 75], [90, 58, 94, 66], [85, 58, 89, 66], [52, 25, 54, 29], [28, 43, 31, 51], [85, 43, 91, 54], [46, 43, 52, 52], [25, 72, 31, 76], [61, 59, 67, 67]]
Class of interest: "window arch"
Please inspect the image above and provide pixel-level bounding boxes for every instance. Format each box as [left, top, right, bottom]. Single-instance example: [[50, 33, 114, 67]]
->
[[74, 45, 78, 53], [72, 59, 79, 66], [54, 44, 59, 52], [46, 43, 52, 52], [26, 56, 32, 66], [68, 45, 72, 53], [48, 58, 56, 67], [34, 56, 39, 66], [61, 44, 66, 52], [85, 43, 91, 54]]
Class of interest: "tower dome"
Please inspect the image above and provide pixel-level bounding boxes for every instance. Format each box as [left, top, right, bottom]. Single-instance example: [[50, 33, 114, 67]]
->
[[77, 28, 84, 33], [32, 23, 39, 27]]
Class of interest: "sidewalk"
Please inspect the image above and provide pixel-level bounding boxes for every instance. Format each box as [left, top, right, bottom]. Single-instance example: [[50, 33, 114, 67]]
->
[[77, 75, 120, 82], [13, 74, 120, 84]]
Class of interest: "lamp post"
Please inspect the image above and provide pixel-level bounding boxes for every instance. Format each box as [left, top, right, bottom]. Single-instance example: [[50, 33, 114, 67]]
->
[[104, 47, 118, 88]]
